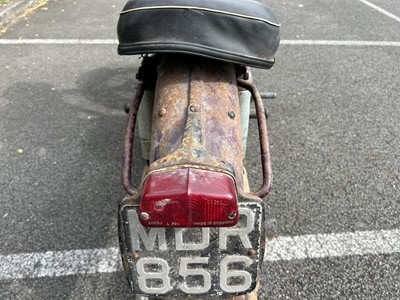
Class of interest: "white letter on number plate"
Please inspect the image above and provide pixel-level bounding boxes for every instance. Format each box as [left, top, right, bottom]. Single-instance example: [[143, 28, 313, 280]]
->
[[219, 208, 254, 250], [179, 257, 211, 294], [128, 211, 167, 250], [137, 258, 171, 294], [220, 255, 253, 293], [175, 228, 210, 250]]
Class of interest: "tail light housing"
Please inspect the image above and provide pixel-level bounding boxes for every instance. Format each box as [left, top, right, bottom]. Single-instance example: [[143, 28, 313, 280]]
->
[[139, 168, 239, 227]]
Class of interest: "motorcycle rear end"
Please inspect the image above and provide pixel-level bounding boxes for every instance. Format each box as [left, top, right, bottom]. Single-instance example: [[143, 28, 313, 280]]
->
[[116, 1, 280, 299]]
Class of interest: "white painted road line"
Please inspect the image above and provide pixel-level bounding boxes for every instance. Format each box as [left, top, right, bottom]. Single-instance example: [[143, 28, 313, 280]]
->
[[265, 228, 400, 261], [1, 39, 400, 47], [357, 0, 400, 23], [0, 248, 121, 280], [280, 40, 400, 46], [1, 229, 399, 280], [0, 39, 118, 44]]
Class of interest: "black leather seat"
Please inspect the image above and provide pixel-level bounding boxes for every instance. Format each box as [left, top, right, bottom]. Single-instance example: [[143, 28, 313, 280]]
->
[[117, 0, 280, 69]]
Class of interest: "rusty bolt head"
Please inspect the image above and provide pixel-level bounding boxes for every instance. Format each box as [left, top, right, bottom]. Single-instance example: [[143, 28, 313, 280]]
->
[[247, 249, 257, 257], [228, 111, 236, 119], [130, 252, 141, 260], [159, 108, 166, 116], [190, 105, 199, 112], [140, 212, 150, 220]]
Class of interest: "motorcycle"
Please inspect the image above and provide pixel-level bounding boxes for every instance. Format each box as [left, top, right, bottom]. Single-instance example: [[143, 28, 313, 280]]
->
[[116, 0, 280, 299]]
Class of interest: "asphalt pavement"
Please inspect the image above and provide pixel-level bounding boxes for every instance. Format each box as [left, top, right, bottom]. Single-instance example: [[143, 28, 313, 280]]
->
[[0, 0, 399, 299]]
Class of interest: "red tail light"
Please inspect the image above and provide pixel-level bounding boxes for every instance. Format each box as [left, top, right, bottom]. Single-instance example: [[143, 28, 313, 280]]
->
[[139, 168, 239, 227]]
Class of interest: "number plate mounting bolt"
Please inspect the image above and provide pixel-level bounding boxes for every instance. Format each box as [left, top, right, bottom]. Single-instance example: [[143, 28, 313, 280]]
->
[[140, 212, 150, 220], [228, 212, 237, 219]]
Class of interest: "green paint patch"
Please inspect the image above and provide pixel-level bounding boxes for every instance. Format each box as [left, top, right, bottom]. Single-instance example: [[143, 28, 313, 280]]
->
[[0, 0, 11, 5]]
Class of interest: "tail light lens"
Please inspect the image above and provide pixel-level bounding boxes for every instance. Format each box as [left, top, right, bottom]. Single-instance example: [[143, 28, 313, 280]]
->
[[139, 168, 239, 227]]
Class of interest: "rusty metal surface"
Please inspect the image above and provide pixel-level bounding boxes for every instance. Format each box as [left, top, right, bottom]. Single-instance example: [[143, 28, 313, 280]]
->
[[146, 55, 244, 191], [122, 82, 145, 195], [121, 55, 270, 199], [121, 55, 271, 200], [237, 79, 273, 199]]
